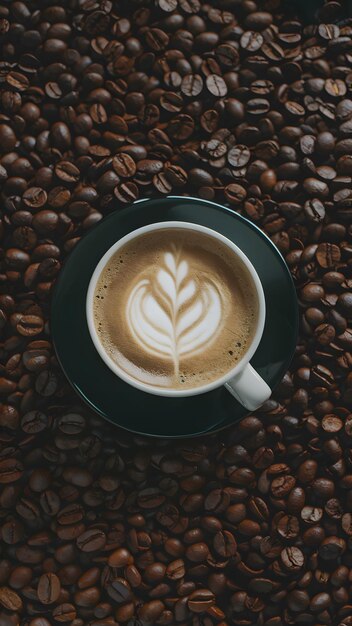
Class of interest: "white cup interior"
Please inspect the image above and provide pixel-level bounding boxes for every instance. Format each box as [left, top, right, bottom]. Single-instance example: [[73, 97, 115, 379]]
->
[[86, 222, 266, 397]]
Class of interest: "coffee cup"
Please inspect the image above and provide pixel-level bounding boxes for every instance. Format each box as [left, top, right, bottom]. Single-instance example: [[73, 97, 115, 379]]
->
[[86, 221, 271, 411]]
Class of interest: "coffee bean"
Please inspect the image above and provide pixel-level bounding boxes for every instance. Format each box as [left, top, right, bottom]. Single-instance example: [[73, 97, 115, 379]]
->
[[35, 370, 58, 396], [58, 413, 85, 434], [137, 487, 165, 508], [57, 503, 83, 525], [52, 603, 76, 622], [9, 566, 32, 590], [188, 589, 215, 612], [159, 91, 182, 113], [29, 468, 51, 492], [32, 210, 58, 235], [158, 0, 178, 11], [277, 515, 299, 540], [166, 559, 185, 580], [213, 530, 237, 557], [164, 164, 187, 187], [281, 547, 304, 571], [108, 548, 133, 568], [22, 187, 47, 209], [4, 517, 25, 554], [271, 475, 296, 497], [341, 513, 352, 536], [312, 477, 335, 500], [297, 460, 318, 484], [78, 567, 100, 589], [45, 82, 62, 99], [107, 578, 132, 603], [40, 490, 60, 516], [316, 243, 341, 268], [0, 459, 24, 484], [325, 78, 347, 98], [55, 161, 80, 183], [21, 411, 48, 433], [138, 599, 165, 622], [318, 23, 339, 40], [37, 573, 61, 604], [304, 198, 325, 222], [0, 587, 22, 611], [76, 529, 106, 552], [301, 505, 323, 524], [16, 315, 44, 337], [112, 154, 136, 178], [153, 172, 172, 194], [225, 183, 247, 204], [206, 74, 227, 97], [228, 145, 251, 167], [0, 125, 17, 151], [114, 181, 139, 203], [241, 30, 263, 52], [74, 586, 100, 607], [181, 74, 203, 96], [287, 589, 310, 611], [146, 28, 169, 51]]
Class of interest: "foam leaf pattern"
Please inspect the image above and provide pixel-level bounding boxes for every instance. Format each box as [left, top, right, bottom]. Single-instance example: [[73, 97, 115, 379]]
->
[[126, 246, 222, 376]]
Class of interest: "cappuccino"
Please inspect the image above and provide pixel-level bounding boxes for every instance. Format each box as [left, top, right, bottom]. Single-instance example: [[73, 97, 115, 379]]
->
[[93, 228, 259, 390]]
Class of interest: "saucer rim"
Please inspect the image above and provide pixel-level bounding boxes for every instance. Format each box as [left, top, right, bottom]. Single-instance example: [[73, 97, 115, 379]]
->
[[52, 196, 298, 438]]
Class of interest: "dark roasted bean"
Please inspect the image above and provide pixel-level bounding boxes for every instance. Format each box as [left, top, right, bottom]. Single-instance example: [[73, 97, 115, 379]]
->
[[37, 573, 61, 605], [76, 529, 106, 552], [0, 4, 351, 626]]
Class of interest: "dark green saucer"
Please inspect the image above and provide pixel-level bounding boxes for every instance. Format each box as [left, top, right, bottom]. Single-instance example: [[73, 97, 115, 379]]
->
[[52, 197, 298, 438]]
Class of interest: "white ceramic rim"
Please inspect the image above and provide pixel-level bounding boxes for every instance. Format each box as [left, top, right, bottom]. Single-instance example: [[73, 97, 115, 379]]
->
[[86, 221, 266, 397]]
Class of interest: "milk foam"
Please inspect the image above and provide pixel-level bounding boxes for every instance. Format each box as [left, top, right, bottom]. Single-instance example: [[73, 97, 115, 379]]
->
[[126, 245, 222, 376], [93, 229, 259, 390]]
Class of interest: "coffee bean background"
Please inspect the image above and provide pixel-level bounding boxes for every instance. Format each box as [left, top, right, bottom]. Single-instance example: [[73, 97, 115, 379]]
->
[[0, 0, 352, 625]]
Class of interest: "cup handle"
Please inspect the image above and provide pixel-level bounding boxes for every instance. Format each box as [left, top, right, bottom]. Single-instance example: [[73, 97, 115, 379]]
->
[[224, 363, 271, 411]]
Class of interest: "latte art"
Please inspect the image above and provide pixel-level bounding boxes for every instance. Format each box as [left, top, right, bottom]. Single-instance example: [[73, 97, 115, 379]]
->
[[93, 228, 259, 390], [126, 246, 222, 376]]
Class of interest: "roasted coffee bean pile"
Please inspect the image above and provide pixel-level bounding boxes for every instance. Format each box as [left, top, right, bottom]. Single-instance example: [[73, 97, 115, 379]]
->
[[0, 0, 352, 625]]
